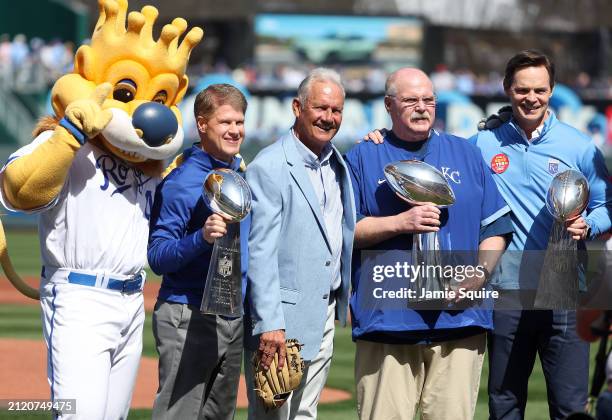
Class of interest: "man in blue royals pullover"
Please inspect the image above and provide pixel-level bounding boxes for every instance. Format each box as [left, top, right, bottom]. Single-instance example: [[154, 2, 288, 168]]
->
[[147, 84, 249, 420], [471, 51, 612, 420], [345, 68, 513, 420]]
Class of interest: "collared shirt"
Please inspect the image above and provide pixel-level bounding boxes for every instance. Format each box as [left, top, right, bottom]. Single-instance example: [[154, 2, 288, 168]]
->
[[516, 112, 548, 142], [292, 130, 343, 291]]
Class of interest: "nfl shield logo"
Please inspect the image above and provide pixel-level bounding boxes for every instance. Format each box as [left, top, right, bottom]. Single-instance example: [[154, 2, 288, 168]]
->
[[548, 159, 559, 175], [217, 254, 233, 277]]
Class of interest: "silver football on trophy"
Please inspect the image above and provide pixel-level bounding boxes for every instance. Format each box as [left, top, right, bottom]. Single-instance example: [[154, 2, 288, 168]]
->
[[203, 169, 252, 222], [545, 169, 589, 222], [384, 160, 455, 207]]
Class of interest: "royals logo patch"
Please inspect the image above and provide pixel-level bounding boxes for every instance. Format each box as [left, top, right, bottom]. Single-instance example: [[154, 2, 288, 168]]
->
[[490, 153, 509, 174], [548, 159, 560, 175], [217, 254, 233, 277]]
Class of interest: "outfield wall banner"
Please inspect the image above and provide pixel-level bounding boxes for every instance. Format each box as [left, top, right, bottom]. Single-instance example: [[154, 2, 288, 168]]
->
[[178, 86, 612, 151]]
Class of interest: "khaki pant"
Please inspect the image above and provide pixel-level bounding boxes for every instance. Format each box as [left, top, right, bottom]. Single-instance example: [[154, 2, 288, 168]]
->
[[355, 333, 486, 420]]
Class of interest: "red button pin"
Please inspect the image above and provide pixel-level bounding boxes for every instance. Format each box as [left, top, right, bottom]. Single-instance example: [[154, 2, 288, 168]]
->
[[491, 153, 509, 174]]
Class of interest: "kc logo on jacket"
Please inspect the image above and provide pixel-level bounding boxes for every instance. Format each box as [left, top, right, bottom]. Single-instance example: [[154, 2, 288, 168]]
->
[[441, 167, 461, 184], [548, 158, 560, 175]]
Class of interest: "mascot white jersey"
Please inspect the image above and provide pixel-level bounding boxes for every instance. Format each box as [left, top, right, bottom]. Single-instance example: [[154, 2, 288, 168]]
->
[[0, 1, 202, 418]]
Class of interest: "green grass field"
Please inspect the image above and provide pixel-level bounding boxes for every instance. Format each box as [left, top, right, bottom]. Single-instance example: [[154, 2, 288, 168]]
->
[[0, 230, 601, 419]]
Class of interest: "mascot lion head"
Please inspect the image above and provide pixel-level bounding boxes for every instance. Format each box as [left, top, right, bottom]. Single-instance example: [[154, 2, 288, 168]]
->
[[49, 0, 202, 166]]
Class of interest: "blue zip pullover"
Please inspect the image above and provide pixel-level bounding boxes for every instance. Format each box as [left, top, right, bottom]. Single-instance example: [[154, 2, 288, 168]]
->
[[147, 144, 249, 306]]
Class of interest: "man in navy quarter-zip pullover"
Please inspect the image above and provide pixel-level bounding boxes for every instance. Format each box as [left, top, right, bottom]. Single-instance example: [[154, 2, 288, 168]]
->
[[147, 84, 249, 420]]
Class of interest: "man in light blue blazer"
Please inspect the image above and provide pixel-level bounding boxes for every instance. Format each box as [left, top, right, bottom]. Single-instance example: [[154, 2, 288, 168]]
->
[[244, 68, 356, 419]]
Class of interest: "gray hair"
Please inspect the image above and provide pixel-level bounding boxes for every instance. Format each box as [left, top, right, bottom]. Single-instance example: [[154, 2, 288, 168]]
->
[[296, 67, 345, 105], [385, 70, 401, 97]]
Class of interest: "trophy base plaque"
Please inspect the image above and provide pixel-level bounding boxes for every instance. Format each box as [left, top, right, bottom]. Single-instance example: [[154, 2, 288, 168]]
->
[[534, 222, 579, 310], [200, 223, 243, 317]]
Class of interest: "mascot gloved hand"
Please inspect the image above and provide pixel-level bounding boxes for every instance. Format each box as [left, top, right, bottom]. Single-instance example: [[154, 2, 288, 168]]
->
[[62, 83, 114, 140], [0, 1, 201, 418]]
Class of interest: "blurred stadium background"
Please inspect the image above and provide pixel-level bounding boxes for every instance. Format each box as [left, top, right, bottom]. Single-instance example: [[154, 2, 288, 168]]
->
[[2, 1, 611, 190], [0, 1, 611, 418]]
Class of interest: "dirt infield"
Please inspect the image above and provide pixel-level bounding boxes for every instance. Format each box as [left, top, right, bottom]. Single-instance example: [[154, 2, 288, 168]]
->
[[0, 277, 351, 408]]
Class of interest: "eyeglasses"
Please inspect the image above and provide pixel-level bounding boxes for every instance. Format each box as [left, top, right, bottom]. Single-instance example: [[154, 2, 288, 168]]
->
[[386, 95, 437, 108]]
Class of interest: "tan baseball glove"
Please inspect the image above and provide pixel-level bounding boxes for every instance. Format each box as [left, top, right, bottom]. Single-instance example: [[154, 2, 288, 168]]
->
[[253, 339, 305, 410]]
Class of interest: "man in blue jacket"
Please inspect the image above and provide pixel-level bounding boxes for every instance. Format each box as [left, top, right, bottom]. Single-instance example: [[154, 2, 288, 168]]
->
[[147, 84, 249, 420], [346, 68, 512, 420], [244, 68, 356, 419], [472, 50, 612, 420]]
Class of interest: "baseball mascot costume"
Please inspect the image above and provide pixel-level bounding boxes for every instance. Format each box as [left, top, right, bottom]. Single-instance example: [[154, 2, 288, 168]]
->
[[0, 1, 202, 418]]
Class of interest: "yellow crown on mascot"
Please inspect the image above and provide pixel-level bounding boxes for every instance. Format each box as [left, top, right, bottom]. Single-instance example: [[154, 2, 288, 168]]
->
[[86, 3, 199, 78]]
